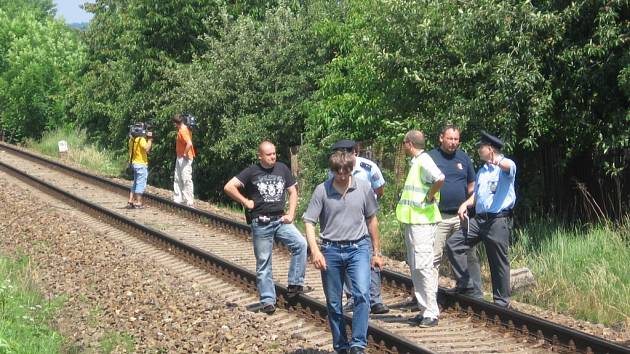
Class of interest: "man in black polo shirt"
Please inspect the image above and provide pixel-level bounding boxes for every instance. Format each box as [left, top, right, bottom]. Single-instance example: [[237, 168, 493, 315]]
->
[[428, 125, 483, 298], [224, 140, 308, 315]]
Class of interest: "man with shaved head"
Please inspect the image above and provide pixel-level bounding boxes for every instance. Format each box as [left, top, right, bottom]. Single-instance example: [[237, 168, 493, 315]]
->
[[224, 141, 308, 315], [397, 130, 445, 328]]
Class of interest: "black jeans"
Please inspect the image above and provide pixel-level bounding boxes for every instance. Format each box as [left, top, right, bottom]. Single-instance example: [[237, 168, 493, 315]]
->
[[446, 215, 512, 307]]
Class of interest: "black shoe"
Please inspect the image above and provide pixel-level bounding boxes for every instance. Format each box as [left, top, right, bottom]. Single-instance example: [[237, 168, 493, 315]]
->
[[286, 285, 303, 299], [408, 314, 424, 325], [286, 284, 314, 298], [260, 303, 275, 315], [124, 202, 135, 209], [370, 303, 390, 314], [349, 347, 366, 354], [418, 317, 438, 328]]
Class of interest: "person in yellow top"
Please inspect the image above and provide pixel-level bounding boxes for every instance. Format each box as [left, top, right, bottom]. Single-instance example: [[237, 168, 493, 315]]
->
[[172, 114, 196, 207], [126, 130, 153, 209]]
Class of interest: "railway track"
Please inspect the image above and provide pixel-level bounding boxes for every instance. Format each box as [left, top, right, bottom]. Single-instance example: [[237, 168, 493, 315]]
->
[[0, 142, 628, 354]]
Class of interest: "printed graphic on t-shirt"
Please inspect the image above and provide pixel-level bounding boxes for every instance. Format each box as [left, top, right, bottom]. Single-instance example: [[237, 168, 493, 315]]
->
[[254, 175, 286, 202]]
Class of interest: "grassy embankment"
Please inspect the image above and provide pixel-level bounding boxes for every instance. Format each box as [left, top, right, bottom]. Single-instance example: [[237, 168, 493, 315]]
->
[[27, 128, 629, 330], [511, 218, 629, 328], [0, 255, 64, 353], [25, 127, 126, 176]]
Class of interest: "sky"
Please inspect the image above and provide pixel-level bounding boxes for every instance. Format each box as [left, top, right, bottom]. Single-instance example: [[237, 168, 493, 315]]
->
[[53, 0, 94, 24]]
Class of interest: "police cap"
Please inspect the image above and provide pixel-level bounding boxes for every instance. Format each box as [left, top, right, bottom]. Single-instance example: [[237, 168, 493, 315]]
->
[[476, 130, 504, 149], [331, 139, 357, 152]]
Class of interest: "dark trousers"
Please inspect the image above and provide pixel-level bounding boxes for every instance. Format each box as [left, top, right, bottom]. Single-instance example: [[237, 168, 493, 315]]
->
[[446, 215, 512, 307]]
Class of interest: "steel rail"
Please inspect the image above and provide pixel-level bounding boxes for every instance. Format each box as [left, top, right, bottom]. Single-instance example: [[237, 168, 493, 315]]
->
[[0, 158, 435, 354], [1, 142, 629, 354]]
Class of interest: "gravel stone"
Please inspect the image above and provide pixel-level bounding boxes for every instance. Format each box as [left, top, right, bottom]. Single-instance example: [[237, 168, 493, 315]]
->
[[0, 176, 315, 353]]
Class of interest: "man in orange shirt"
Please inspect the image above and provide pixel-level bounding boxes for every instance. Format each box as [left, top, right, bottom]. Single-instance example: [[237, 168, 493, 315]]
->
[[172, 114, 196, 207]]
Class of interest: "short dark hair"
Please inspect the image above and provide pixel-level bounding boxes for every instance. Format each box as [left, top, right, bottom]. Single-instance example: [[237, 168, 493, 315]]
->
[[329, 151, 354, 174], [172, 114, 183, 124], [441, 124, 460, 135]]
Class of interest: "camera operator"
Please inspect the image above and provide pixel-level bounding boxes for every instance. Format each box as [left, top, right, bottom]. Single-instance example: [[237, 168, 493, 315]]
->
[[172, 114, 196, 207], [126, 126, 153, 209]]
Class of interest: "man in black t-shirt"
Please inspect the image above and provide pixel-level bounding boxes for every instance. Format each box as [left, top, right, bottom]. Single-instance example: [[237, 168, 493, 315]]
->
[[428, 125, 483, 298], [224, 141, 308, 315]]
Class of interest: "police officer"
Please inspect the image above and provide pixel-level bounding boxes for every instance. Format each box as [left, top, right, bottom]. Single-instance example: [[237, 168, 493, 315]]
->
[[330, 139, 389, 315], [446, 131, 516, 307]]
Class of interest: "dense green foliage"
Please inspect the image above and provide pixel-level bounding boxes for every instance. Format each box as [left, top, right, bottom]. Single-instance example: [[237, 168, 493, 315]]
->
[[164, 4, 328, 198], [3, 0, 623, 217], [0, 0, 84, 141], [69, 0, 224, 153], [302, 0, 629, 219]]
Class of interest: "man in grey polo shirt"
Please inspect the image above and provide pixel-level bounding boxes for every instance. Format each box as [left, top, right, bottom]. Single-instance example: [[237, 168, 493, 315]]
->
[[304, 151, 384, 354]]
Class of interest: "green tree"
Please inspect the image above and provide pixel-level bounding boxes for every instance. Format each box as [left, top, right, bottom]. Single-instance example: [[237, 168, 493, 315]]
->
[[70, 0, 225, 152], [166, 3, 328, 199], [302, 0, 629, 219], [0, 7, 85, 141], [0, 0, 55, 19]]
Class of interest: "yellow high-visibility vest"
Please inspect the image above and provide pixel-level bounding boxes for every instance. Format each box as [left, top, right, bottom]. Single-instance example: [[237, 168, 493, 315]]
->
[[396, 153, 441, 224]]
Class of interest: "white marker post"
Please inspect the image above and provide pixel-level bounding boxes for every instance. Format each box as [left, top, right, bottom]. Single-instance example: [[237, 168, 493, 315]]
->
[[58, 140, 68, 160]]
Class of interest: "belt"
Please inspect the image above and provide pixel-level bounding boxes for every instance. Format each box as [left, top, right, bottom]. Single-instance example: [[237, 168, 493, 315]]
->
[[321, 235, 367, 246], [476, 210, 513, 220], [253, 215, 283, 224]]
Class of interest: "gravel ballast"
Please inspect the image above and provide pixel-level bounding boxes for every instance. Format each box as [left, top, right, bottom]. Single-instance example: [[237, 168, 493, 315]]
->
[[0, 176, 315, 353]]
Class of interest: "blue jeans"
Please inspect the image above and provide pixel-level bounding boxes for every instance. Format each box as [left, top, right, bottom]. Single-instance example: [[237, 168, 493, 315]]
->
[[251, 220, 307, 305], [131, 164, 148, 194], [344, 237, 383, 306], [321, 237, 371, 351]]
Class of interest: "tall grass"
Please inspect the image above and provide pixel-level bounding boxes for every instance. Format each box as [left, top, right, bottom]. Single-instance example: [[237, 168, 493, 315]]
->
[[25, 127, 126, 176], [0, 255, 65, 353], [511, 218, 629, 328]]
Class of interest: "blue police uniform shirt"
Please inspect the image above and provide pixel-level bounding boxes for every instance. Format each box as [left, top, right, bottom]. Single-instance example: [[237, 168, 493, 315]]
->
[[428, 148, 475, 213], [327, 156, 385, 197], [474, 156, 516, 213]]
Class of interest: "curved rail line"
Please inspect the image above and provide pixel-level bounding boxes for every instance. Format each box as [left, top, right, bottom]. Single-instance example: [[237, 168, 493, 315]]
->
[[1, 141, 628, 354]]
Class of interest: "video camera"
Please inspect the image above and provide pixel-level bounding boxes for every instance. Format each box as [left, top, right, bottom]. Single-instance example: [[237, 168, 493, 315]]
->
[[128, 122, 153, 138], [182, 114, 197, 129]]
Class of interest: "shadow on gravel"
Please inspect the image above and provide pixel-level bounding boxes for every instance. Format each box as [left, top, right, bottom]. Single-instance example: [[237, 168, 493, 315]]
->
[[371, 315, 416, 324]]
